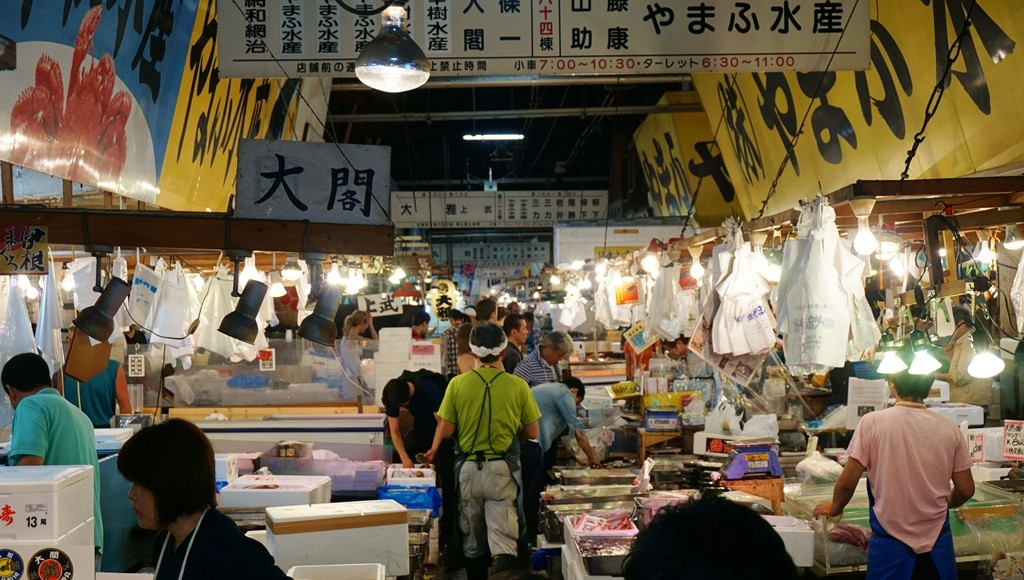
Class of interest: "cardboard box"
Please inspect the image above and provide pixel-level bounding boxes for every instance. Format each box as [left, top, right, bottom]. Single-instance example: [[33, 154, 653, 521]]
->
[[0, 465, 94, 541], [218, 474, 332, 508], [763, 515, 813, 567], [266, 500, 409, 576]]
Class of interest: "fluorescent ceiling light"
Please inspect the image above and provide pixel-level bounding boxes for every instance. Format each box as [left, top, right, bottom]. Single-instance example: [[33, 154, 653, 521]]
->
[[463, 134, 525, 141]]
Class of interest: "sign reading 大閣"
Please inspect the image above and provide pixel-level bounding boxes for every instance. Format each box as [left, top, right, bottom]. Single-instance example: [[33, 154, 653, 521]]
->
[[236, 140, 391, 225], [217, 0, 869, 78], [0, 225, 47, 275]]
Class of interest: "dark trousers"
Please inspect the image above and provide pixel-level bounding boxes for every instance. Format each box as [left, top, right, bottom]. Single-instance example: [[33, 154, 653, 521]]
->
[[520, 440, 544, 543]]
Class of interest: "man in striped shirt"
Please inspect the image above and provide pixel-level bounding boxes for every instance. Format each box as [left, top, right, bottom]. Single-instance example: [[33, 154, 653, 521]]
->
[[514, 331, 572, 386]]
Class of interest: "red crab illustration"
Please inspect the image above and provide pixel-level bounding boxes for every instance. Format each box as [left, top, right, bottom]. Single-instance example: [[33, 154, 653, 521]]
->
[[9, 6, 130, 183]]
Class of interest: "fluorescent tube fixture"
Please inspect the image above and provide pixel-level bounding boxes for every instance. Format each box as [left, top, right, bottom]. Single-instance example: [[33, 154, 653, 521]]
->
[[463, 134, 525, 141]]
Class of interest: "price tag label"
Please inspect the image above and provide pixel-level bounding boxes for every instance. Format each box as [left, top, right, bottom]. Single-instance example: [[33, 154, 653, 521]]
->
[[1003, 420, 1024, 460], [969, 432, 986, 464], [258, 348, 276, 372]]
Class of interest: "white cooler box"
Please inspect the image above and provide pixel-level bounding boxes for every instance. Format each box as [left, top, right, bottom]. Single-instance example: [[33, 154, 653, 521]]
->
[[215, 453, 239, 487], [386, 465, 436, 488], [927, 403, 984, 427], [266, 500, 409, 576], [0, 465, 94, 542], [0, 518, 95, 580], [219, 474, 331, 508], [763, 515, 813, 567], [287, 563, 386, 580]]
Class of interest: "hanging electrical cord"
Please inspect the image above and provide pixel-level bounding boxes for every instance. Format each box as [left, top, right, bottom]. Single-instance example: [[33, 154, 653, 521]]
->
[[754, 0, 861, 220], [226, 0, 394, 224], [895, 0, 978, 195]]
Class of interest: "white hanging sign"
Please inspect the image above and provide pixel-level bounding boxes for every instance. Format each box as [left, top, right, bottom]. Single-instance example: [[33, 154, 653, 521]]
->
[[236, 139, 391, 225]]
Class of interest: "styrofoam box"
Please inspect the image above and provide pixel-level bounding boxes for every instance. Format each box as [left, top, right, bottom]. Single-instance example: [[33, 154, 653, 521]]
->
[[287, 563, 386, 580], [386, 465, 436, 488], [246, 529, 270, 550], [379, 328, 412, 341], [94, 428, 133, 444], [374, 349, 410, 364], [0, 465, 94, 541], [967, 427, 1006, 462], [927, 403, 984, 427], [266, 500, 409, 576], [406, 357, 441, 372], [2, 518, 95, 580], [373, 363, 409, 385], [972, 463, 1012, 482], [925, 380, 951, 403], [763, 515, 813, 567], [219, 474, 331, 508], [216, 453, 239, 484]]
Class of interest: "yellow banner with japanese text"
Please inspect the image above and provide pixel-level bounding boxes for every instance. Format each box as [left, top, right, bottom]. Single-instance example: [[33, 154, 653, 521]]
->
[[691, 0, 1024, 220]]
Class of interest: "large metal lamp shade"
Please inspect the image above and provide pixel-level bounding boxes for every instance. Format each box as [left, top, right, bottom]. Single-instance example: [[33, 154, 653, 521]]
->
[[218, 280, 269, 344], [73, 277, 131, 341], [298, 284, 344, 346]]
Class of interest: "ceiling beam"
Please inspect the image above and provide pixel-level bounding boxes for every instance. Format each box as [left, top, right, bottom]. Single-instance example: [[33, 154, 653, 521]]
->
[[327, 103, 701, 124], [0, 207, 395, 256]]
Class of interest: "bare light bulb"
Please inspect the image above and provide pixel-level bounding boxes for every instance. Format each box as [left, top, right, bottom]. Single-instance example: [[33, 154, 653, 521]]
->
[[853, 216, 877, 255], [388, 267, 406, 285], [326, 262, 344, 285], [876, 351, 908, 374], [268, 271, 287, 298], [641, 253, 660, 274], [890, 254, 906, 278], [550, 274, 562, 285], [62, 268, 76, 292], [23, 284, 39, 300], [689, 261, 705, 280]]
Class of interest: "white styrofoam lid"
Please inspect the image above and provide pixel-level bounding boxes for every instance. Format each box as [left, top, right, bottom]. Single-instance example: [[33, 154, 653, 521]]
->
[[266, 499, 405, 523], [94, 428, 133, 442], [0, 465, 93, 490], [233, 474, 330, 484]]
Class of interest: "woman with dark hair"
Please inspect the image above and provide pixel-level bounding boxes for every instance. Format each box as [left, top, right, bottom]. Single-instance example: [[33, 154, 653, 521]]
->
[[118, 419, 290, 579], [456, 322, 478, 374]]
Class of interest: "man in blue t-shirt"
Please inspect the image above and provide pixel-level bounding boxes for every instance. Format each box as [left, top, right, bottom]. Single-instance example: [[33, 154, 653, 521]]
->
[[2, 353, 104, 563]]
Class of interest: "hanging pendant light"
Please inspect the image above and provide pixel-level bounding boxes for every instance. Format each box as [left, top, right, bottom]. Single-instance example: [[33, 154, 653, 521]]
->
[[875, 333, 908, 374], [975, 230, 994, 265], [849, 199, 877, 256], [355, 5, 430, 93], [388, 266, 406, 285], [687, 246, 704, 280], [61, 263, 76, 292], [1003, 224, 1024, 250], [281, 255, 304, 282], [968, 346, 1005, 379], [298, 284, 344, 346], [268, 271, 287, 298], [73, 277, 132, 341], [908, 329, 941, 375], [218, 280, 269, 344]]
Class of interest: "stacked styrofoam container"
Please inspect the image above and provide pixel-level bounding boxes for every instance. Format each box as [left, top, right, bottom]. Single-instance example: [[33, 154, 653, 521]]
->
[[374, 328, 413, 405], [0, 465, 96, 580], [218, 474, 332, 508], [215, 453, 239, 490], [408, 341, 441, 372], [763, 515, 813, 567], [386, 465, 436, 488], [266, 500, 409, 576], [287, 563, 386, 580]]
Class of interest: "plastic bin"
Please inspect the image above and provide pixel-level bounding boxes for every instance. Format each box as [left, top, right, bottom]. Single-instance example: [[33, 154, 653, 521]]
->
[[286, 563, 386, 580]]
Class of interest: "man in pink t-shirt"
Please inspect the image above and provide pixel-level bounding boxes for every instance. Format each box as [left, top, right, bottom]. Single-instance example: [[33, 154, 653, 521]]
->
[[814, 350, 974, 580]]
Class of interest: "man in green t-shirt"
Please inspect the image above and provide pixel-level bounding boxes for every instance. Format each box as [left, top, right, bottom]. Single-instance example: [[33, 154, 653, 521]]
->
[[2, 352, 104, 564], [428, 323, 541, 580]]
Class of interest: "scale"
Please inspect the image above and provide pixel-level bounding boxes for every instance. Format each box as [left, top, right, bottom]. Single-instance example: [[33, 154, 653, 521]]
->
[[720, 439, 783, 480]]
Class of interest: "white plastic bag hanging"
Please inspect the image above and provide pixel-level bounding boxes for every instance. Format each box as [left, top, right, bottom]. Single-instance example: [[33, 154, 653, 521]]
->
[[0, 278, 39, 368], [1013, 252, 1024, 333], [111, 251, 131, 333], [35, 269, 65, 376], [194, 266, 238, 360], [647, 265, 685, 341], [128, 263, 161, 328]]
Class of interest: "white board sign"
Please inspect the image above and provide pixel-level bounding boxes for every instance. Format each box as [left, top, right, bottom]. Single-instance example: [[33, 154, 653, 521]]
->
[[846, 378, 889, 430], [236, 139, 391, 225], [356, 293, 405, 317], [393, 190, 607, 229], [1004, 420, 1024, 461], [218, 0, 869, 78]]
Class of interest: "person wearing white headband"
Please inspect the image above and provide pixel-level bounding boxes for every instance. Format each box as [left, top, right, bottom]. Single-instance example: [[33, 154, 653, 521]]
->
[[428, 322, 541, 579]]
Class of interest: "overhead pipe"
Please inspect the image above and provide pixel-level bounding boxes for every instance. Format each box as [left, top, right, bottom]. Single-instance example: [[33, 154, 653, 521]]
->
[[327, 102, 701, 124]]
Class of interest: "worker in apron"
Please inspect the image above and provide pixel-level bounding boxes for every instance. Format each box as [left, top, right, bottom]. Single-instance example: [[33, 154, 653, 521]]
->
[[426, 323, 542, 580], [814, 345, 973, 580]]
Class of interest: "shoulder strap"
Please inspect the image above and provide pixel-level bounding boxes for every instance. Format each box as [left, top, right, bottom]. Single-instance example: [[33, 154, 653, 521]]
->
[[471, 369, 504, 388]]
